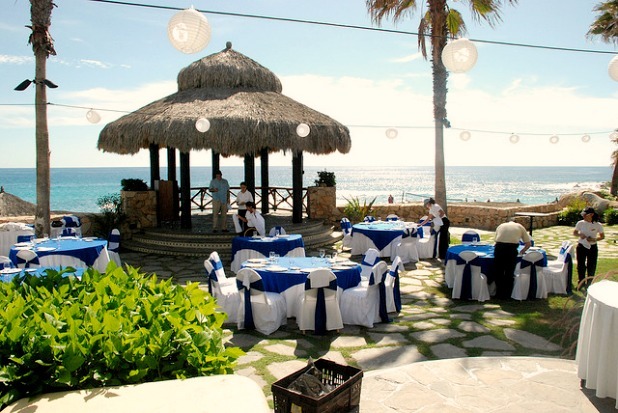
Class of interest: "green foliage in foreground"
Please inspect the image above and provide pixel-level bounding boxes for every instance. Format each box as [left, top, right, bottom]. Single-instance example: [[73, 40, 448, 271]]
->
[[0, 265, 242, 408]]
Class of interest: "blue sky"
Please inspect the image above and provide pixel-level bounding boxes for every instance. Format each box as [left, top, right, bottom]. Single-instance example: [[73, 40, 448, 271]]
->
[[0, 0, 616, 168]]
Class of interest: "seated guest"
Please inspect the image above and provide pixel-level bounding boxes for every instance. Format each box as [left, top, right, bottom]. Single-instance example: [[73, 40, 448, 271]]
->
[[493, 219, 531, 299], [233, 202, 265, 237]]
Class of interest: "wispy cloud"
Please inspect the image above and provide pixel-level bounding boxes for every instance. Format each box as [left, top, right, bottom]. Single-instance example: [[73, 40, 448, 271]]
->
[[0, 54, 33, 65], [78, 59, 112, 69], [391, 52, 423, 63]]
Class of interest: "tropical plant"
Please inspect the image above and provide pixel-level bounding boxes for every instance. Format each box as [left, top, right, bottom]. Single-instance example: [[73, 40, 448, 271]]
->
[[28, 0, 57, 237], [343, 196, 376, 222], [121, 178, 149, 191], [604, 207, 618, 225], [0, 265, 242, 409], [366, 0, 518, 215], [557, 198, 588, 226], [314, 170, 336, 187], [587, 0, 618, 45], [92, 193, 125, 237]]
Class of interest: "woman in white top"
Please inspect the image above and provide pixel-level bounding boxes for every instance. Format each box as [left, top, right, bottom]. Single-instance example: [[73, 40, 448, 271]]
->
[[573, 207, 604, 287], [420, 198, 450, 259], [234, 182, 254, 233]]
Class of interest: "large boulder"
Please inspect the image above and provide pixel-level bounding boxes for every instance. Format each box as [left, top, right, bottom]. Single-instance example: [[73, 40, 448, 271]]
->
[[558, 190, 611, 214]]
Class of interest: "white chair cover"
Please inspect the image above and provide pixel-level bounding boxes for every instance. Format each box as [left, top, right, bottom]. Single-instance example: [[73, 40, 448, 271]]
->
[[107, 228, 122, 266], [393, 226, 419, 264], [61, 215, 82, 237], [385, 256, 404, 313], [363, 215, 376, 222], [16, 249, 40, 269], [417, 231, 439, 259], [385, 214, 399, 221], [340, 261, 388, 328], [297, 269, 343, 334], [236, 268, 287, 335], [451, 251, 490, 302], [360, 248, 381, 280], [204, 258, 240, 324], [543, 242, 573, 295], [512, 251, 548, 300], [461, 230, 481, 244], [268, 226, 287, 236]]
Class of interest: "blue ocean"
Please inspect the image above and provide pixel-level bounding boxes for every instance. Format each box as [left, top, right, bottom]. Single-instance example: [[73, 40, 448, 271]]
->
[[0, 166, 611, 213]]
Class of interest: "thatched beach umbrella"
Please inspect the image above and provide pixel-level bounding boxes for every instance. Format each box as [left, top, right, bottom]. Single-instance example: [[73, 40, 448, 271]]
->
[[98, 42, 351, 228]]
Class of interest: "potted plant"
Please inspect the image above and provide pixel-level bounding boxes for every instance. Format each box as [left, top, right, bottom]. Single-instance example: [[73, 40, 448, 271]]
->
[[314, 170, 336, 187], [121, 178, 149, 191]]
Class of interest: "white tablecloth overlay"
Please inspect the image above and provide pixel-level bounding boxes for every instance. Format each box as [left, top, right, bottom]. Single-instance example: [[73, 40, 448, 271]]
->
[[576, 280, 618, 407]]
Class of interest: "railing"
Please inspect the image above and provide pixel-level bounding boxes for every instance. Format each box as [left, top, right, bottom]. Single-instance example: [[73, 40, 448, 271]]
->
[[190, 186, 308, 213]]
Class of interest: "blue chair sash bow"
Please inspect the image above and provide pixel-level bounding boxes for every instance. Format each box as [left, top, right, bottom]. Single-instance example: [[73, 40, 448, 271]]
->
[[389, 269, 402, 312], [236, 278, 266, 331], [304, 278, 338, 335], [62, 215, 81, 228], [377, 271, 391, 323], [565, 253, 573, 294], [17, 254, 39, 268], [520, 260, 545, 299]]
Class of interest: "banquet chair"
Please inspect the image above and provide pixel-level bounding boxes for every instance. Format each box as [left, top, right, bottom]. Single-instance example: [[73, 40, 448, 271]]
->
[[61, 215, 82, 237], [451, 251, 490, 302], [394, 226, 419, 264], [543, 241, 573, 295], [340, 218, 353, 249], [512, 251, 548, 300], [461, 230, 481, 244], [208, 251, 236, 286], [360, 248, 381, 280], [204, 259, 240, 324], [385, 256, 404, 313], [236, 268, 287, 335], [107, 228, 122, 266], [16, 249, 40, 269], [297, 269, 343, 335], [385, 214, 399, 221], [61, 228, 78, 237], [269, 226, 287, 236], [16, 234, 34, 243], [416, 227, 439, 259], [340, 261, 389, 328], [363, 215, 376, 223], [0, 255, 15, 270]]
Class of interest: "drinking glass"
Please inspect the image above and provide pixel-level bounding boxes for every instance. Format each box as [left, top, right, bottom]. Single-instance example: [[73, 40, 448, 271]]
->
[[332, 252, 338, 262], [269, 251, 276, 263], [318, 249, 325, 258]]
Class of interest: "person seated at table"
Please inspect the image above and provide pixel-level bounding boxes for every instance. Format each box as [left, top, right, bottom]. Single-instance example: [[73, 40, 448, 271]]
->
[[232, 182, 254, 234], [493, 219, 531, 299], [234, 202, 266, 237]]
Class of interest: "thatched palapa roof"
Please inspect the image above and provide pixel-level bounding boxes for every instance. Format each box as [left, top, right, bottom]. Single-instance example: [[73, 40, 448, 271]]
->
[[97, 42, 351, 157]]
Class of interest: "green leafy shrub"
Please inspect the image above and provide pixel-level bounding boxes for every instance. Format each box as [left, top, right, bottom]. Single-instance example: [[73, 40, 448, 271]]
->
[[343, 196, 376, 223], [557, 198, 587, 226], [314, 170, 336, 187], [604, 208, 618, 225], [92, 193, 125, 238], [0, 266, 242, 408], [121, 178, 149, 191]]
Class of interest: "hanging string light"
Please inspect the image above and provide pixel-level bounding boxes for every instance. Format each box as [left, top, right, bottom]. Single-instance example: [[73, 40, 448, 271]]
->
[[609, 55, 618, 82], [441, 38, 478, 73], [167, 7, 212, 54], [459, 130, 471, 141], [86, 109, 101, 124], [549, 135, 560, 144], [296, 123, 310, 137], [195, 117, 211, 132], [385, 128, 398, 139], [509, 134, 520, 144], [581, 134, 591, 143]]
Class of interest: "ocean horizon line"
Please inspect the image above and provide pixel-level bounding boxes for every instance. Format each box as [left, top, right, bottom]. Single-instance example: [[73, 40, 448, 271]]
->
[[0, 165, 612, 170]]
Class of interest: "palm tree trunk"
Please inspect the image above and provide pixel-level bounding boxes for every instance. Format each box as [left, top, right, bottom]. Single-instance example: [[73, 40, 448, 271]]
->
[[430, 0, 448, 214], [29, 0, 55, 237]]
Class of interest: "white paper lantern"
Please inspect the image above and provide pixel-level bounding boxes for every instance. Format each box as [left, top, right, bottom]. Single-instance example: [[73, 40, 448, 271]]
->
[[581, 134, 591, 143], [86, 109, 101, 124], [509, 134, 520, 144], [195, 117, 210, 133], [168, 8, 211, 54], [459, 130, 471, 141], [441, 38, 478, 73], [296, 123, 310, 137], [549, 135, 560, 144], [385, 128, 398, 139], [609, 55, 618, 82]]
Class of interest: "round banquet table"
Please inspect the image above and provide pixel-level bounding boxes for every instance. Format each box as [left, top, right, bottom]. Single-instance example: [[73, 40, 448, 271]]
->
[[444, 244, 547, 288], [230, 234, 305, 273], [240, 256, 361, 318], [0, 266, 84, 283], [9, 238, 111, 273], [576, 280, 618, 407], [350, 221, 413, 257]]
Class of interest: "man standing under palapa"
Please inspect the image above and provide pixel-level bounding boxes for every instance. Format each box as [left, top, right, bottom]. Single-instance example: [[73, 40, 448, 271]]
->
[[209, 170, 230, 233]]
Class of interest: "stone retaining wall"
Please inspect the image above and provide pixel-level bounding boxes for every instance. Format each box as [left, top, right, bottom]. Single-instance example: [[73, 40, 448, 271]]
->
[[121, 190, 157, 238]]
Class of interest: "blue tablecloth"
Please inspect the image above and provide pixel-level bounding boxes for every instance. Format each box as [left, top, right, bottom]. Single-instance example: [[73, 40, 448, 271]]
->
[[0, 266, 84, 283], [9, 238, 109, 270], [231, 234, 305, 272], [352, 223, 406, 252]]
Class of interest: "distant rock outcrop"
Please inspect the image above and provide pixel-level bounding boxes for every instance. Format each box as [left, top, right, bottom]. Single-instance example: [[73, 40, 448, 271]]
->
[[0, 192, 37, 217], [558, 190, 612, 214]]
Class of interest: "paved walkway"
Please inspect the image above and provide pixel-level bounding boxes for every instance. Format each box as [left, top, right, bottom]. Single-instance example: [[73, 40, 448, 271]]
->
[[119, 225, 618, 412]]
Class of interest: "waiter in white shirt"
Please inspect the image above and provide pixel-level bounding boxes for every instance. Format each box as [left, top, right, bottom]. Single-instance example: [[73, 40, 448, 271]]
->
[[234, 201, 265, 237]]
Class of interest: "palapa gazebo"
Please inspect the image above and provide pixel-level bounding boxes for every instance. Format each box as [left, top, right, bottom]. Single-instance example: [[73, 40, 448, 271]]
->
[[97, 42, 351, 229]]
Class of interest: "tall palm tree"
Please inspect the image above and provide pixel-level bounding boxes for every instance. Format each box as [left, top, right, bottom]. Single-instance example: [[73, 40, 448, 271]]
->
[[28, 0, 56, 236], [366, 0, 517, 214], [588, 2, 618, 194], [587, 0, 618, 45]]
